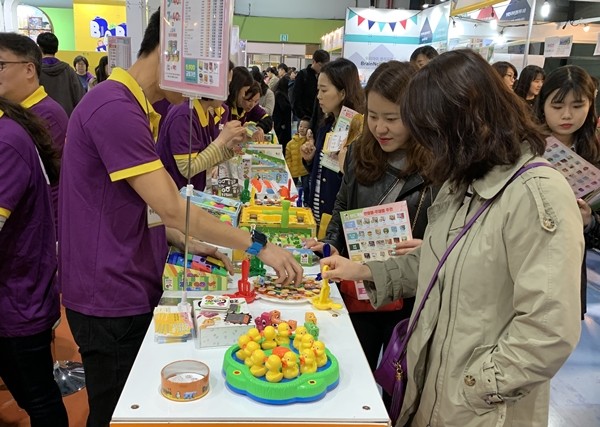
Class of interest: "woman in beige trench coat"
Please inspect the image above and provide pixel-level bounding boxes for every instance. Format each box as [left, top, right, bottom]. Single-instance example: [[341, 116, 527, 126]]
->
[[322, 49, 583, 427]]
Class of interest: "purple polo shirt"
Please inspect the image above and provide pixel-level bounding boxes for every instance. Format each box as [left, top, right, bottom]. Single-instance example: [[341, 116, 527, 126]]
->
[[156, 101, 213, 191], [231, 103, 268, 126], [29, 92, 68, 234], [0, 115, 59, 337], [59, 78, 167, 317]]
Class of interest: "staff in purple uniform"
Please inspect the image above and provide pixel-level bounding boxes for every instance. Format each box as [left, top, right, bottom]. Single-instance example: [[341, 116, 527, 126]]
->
[[0, 33, 69, 235], [59, 10, 303, 427], [226, 66, 273, 141], [0, 97, 68, 426], [157, 61, 246, 192]]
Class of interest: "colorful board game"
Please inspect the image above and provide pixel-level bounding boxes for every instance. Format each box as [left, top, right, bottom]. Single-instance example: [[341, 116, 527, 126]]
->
[[253, 276, 322, 304]]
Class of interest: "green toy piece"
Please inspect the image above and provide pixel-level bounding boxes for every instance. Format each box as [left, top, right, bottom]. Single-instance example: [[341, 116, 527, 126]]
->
[[304, 322, 319, 340], [240, 178, 251, 204], [249, 256, 266, 277]]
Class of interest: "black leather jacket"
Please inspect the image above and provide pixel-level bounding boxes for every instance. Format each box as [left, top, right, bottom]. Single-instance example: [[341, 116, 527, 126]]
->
[[323, 146, 439, 255]]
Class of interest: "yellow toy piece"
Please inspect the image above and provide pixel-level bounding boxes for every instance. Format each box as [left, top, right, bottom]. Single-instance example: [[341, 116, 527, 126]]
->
[[265, 354, 284, 383], [300, 333, 315, 351], [300, 348, 317, 374], [305, 312, 317, 324], [313, 341, 328, 367], [243, 341, 261, 367], [292, 326, 308, 350], [311, 266, 343, 310], [281, 351, 299, 379], [261, 325, 278, 350], [235, 334, 251, 360], [247, 327, 262, 343], [275, 322, 292, 346], [249, 349, 267, 377]]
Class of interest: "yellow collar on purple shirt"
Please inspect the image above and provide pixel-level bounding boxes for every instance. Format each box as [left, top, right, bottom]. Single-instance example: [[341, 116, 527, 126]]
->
[[193, 99, 210, 127], [108, 67, 161, 140], [21, 86, 48, 109], [0, 109, 4, 118]]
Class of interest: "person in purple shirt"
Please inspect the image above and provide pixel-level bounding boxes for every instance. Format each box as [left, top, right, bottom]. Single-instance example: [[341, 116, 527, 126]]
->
[[0, 33, 69, 235], [0, 98, 67, 426], [59, 10, 302, 426]]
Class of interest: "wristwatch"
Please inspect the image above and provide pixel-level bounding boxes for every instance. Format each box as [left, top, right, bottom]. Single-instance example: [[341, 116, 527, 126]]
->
[[246, 227, 268, 256]]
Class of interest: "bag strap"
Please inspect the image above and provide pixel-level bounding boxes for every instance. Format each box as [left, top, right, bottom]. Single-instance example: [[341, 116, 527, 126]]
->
[[396, 162, 551, 358]]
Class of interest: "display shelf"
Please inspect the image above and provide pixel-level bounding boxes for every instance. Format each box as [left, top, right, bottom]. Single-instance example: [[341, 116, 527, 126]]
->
[[111, 266, 390, 426]]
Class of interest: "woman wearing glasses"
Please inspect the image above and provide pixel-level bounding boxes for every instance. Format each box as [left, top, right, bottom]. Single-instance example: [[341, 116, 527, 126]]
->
[[492, 61, 518, 90]]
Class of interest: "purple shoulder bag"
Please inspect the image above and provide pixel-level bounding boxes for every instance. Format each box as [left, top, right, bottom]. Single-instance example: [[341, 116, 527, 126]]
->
[[373, 162, 550, 424]]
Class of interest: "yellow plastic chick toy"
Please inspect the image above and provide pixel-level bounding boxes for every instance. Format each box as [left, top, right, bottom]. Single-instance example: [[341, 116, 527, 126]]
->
[[235, 334, 251, 360], [276, 322, 291, 346], [261, 325, 278, 350], [243, 341, 261, 367], [293, 326, 308, 350], [300, 348, 317, 374], [247, 327, 262, 343], [265, 354, 283, 383], [249, 349, 267, 377], [312, 341, 328, 367], [300, 333, 315, 351], [281, 351, 299, 379]]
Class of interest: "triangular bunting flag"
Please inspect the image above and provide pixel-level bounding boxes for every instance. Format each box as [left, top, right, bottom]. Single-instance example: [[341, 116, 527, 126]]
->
[[410, 15, 418, 25], [378, 22, 386, 32], [348, 9, 357, 20], [368, 20, 376, 30], [399, 19, 407, 29], [389, 22, 397, 31], [357, 15, 365, 26]]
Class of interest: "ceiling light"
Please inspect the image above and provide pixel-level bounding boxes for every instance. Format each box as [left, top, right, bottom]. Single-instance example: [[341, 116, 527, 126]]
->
[[541, 1, 551, 18], [583, 23, 590, 32], [422, 3, 430, 9]]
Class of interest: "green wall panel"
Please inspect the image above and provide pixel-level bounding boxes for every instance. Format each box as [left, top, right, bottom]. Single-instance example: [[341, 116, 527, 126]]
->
[[233, 15, 343, 44], [40, 7, 75, 51]]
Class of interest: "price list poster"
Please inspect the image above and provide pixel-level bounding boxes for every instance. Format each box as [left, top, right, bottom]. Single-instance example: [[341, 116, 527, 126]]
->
[[160, 0, 234, 99]]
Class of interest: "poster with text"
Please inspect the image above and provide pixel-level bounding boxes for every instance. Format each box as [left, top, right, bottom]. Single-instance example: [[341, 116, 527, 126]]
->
[[160, 0, 234, 99]]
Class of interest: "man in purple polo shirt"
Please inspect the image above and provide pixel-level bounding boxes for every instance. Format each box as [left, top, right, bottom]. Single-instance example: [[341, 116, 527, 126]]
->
[[0, 33, 68, 234], [0, 99, 68, 425], [37, 32, 84, 116], [59, 9, 303, 427]]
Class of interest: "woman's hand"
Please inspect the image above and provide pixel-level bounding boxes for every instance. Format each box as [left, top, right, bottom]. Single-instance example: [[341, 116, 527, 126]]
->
[[257, 243, 304, 286], [320, 255, 372, 282], [251, 127, 265, 142], [303, 238, 339, 256], [301, 129, 316, 161], [188, 239, 235, 275], [394, 239, 423, 256], [217, 120, 247, 151], [577, 199, 593, 227]]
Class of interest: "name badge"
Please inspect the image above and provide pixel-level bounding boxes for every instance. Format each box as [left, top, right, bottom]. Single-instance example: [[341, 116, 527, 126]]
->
[[354, 280, 370, 301], [147, 205, 163, 228]]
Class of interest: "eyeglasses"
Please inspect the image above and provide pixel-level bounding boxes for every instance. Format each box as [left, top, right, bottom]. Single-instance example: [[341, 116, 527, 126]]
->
[[505, 73, 516, 81], [0, 61, 31, 71]]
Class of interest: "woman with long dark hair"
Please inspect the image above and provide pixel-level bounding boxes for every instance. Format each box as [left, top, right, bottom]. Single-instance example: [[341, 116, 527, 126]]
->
[[88, 56, 109, 90], [514, 64, 545, 107], [0, 97, 67, 426]]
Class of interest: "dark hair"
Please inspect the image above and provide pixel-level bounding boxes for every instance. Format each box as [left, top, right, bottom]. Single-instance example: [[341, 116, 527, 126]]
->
[[312, 49, 330, 64], [244, 81, 261, 100], [95, 56, 109, 83], [277, 63, 289, 73], [250, 66, 268, 96], [229, 60, 235, 71], [514, 65, 545, 100], [227, 66, 254, 108], [0, 97, 59, 184], [492, 61, 518, 80], [138, 8, 160, 58], [354, 61, 425, 185], [0, 33, 42, 77], [319, 58, 364, 118], [275, 75, 289, 95], [300, 116, 311, 124], [409, 45, 438, 63], [267, 67, 277, 76], [73, 55, 89, 70], [535, 65, 600, 164], [36, 32, 58, 55], [402, 49, 545, 186]]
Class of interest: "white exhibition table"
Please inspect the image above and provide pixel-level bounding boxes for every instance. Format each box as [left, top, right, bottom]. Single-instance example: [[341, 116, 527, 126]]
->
[[111, 266, 391, 427]]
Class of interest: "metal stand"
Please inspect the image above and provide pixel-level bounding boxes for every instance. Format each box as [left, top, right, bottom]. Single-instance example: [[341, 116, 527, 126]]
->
[[53, 360, 86, 396]]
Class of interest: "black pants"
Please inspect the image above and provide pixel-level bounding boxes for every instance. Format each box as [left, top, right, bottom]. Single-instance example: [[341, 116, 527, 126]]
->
[[66, 309, 152, 427], [0, 329, 68, 427]]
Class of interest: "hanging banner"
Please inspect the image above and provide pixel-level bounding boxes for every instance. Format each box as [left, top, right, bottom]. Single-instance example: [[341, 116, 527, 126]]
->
[[420, 19, 433, 44], [160, 0, 234, 99], [500, 0, 531, 22], [451, 0, 505, 16], [544, 35, 573, 58]]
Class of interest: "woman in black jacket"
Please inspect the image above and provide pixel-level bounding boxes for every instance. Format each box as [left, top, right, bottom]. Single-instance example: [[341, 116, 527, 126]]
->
[[305, 61, 438, 389]]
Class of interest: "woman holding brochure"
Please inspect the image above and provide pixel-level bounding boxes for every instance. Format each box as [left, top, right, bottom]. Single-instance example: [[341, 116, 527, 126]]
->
[[321, 50, 583, 427], [301, 58, 364, 226], [305, 62, 438, 388], [534, 64, 600, 316]]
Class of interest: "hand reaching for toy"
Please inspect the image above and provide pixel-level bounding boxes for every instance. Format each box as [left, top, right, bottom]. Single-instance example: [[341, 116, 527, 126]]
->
[[251, 127, 265, 142], [394, 239, 422, 256], [188, 238, 235, 275], [217, 120, 246, 151], [258, 243, 304, 286], [301, 129, 316, 161], [303, 238, 339, 256], [320, 255, 372, 282]]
